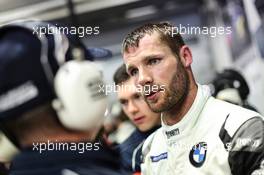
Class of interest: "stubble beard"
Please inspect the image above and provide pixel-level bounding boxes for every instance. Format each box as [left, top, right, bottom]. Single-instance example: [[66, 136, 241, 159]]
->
[[146, 62, 189, 113]]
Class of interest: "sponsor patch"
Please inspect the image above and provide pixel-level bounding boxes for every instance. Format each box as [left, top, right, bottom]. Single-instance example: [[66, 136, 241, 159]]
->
[[165, 128, 180, 139], [150, 152, 168, 162]]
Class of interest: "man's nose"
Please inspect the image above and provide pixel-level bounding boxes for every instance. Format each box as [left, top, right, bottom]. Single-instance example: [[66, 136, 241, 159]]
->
[[128, 101, 139, 114], [138, 68, 153, 86]]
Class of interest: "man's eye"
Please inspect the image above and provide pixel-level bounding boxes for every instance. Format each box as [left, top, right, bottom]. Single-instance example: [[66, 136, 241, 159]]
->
[[120, 100, 128, 106], [134, 94, 141, 99], [130, 69, 138, 76], [148, 58, 160, 65]]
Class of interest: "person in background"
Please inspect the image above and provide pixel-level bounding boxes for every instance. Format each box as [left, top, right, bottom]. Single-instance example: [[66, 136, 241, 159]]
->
[[0, 20, 124, 175], [113, 64, 161, 174], [211, 69, 258, 112]]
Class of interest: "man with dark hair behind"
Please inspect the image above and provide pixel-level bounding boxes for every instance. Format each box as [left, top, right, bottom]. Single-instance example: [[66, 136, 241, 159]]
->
[[113, 64, 160, 174], [122, 21, 264, 175]]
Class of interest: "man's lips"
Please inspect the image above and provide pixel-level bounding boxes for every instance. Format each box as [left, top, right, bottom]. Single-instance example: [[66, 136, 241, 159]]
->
[[133, 116, 145, 124], [145, 90, 159, 101]]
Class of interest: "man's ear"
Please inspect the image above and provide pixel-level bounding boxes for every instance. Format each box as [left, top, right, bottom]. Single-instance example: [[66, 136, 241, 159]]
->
[[179, 45, 193, 67]]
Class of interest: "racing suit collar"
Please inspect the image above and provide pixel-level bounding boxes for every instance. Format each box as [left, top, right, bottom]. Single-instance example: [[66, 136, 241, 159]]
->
[[161, 84, 211, 141]]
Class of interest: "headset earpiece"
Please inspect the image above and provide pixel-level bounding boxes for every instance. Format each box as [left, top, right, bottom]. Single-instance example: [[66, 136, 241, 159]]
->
[[53, 61, 107, 131]]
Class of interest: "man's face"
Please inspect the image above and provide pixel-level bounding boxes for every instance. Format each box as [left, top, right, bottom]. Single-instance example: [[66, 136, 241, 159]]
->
[[117, 79, 160, 132], [123, 32, 189, 113]]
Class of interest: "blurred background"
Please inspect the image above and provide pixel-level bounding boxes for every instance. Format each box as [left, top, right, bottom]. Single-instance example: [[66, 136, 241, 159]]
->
[[0, 0, 263, 114]]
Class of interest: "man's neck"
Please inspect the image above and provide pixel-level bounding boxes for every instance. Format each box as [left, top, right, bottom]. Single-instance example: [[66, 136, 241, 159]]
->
[[163, 83, 198, 126]]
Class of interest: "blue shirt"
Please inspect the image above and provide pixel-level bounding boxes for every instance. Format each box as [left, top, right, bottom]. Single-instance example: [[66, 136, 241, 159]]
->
[[117, 126, 160, 173]]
